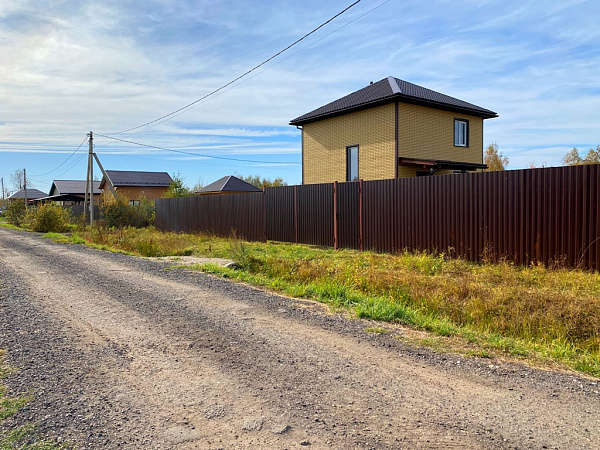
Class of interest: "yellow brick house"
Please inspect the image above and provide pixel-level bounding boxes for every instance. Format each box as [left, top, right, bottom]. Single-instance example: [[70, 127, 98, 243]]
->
[[290, 77, 498, 184]]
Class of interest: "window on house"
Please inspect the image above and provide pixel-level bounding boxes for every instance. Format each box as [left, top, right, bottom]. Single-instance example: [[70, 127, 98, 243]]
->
[[454, 119, 469, 147], [129, 200, 140, 206], [347, 145, 359, 182]]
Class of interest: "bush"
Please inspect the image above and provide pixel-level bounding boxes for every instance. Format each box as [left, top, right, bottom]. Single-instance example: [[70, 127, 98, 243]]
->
[[101, 193, 154, 228], [26, 203, 71, 232], [5, 199, 27, 227]]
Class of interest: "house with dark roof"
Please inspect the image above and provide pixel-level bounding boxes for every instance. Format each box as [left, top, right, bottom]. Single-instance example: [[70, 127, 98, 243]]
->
[[290, 76, 498, 184], [99, 170, 173, 203], [195, 176, 263, 195], [36, 180, 102, 205], [8, 188, 47, 204]]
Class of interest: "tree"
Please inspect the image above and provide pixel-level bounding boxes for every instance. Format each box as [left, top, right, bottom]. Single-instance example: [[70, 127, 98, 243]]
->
[[483, 143, 509, 171], [563, 146, 600, 166], [10, 169, 25, 191], [236, 174, 287, 188], [563, 148, 582, 165], [192, 179, 205, 193], [164, 172, 193, 198]]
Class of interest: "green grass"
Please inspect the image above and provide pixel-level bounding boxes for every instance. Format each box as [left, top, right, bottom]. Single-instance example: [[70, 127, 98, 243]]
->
[[45, 227, 600, 377], [0, 222, 21, 230], [0, 351, 66, 449]]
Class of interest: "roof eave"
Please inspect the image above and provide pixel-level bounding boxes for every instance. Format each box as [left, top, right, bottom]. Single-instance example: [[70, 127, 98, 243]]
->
[[290, 94, 497, 125]]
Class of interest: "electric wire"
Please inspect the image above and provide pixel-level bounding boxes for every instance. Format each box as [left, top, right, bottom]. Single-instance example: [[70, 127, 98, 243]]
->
[[121, 0, 390, 137], [31, 136, 88, 177], [104, 0, 363, 135], [95, 133, 300, 165]]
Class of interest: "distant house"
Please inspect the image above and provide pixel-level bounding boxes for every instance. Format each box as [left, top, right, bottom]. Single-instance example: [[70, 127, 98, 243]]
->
[[290, 76, 498, 184], [99, 170, 173, 203], [35, 180, 102, 205], [8, 188, 47, 204], [195, 176, 262, 195]]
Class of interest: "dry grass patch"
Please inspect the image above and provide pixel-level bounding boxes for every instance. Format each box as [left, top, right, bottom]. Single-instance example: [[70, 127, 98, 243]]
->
[[60, 227, 600, 377]]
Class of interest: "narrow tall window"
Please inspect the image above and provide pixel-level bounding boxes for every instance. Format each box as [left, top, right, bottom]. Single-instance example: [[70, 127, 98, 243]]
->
[[454, 119, 469, 147], [347, 145, 359, 182]]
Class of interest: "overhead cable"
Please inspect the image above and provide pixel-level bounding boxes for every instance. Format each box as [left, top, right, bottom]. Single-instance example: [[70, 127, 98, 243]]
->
[[123, 0, 390, 136], [105, 0, 363, 135], [31, 136, 88, 177], [95, 133, 300, 165]]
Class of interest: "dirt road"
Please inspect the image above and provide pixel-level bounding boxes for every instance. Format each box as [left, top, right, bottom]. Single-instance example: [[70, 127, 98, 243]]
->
[[0, 228, 598, 449]]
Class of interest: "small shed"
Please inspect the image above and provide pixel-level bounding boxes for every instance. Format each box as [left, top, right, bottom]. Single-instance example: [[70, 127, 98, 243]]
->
[[195, 176, 262, 195]]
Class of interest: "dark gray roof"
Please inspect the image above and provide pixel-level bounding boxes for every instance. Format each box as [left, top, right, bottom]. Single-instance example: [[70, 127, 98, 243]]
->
[[197, 176, 262, 194], [8, 188, 47, 200], [50, 180, 101, 196], [101, 170, 173, 188], [290, 77, 498, 125]]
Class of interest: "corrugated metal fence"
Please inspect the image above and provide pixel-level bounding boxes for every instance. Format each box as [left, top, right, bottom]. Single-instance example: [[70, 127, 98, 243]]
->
[[155, 165, 600, 270]]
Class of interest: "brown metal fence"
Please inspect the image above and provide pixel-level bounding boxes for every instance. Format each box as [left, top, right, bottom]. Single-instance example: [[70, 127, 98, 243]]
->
[[155, 165, 600, 270]]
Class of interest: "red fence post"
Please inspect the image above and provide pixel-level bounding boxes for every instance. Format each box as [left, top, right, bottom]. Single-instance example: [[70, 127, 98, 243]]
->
[[333, 181, 338, 250], [263, 188, 267, 243], [359, 179, 363, 251], [294, 185, 298, 244]]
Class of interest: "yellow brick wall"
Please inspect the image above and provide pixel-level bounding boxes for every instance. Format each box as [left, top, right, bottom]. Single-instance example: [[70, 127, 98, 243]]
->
[[115, 186, 169, 201], [302, 103, 396, 184], [396, 103, 483, 166], [301, 102, 484, 183]]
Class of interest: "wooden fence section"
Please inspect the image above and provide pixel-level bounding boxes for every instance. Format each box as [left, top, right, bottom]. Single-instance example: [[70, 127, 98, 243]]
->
[[155, 165, 600, 270]]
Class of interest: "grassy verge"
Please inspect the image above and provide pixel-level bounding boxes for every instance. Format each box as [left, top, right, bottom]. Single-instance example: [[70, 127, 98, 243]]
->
[[50, 227, 600, 377], [0, 350, 66, 449]]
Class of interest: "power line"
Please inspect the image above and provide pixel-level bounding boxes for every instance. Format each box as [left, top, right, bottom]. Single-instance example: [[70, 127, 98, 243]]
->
[[122, 0, 390, 137], [31, 136, 88, 177], [95, 133, 300, 165], [105, 0, 363, 135]]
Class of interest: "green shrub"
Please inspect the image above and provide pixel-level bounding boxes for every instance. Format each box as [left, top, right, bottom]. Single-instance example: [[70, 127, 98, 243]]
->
[[101, 193, 154, 228], [5, 199, 27, 227], [26, 203, 72, 232]]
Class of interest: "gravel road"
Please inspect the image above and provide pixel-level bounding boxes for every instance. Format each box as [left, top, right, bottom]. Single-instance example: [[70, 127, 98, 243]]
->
[[0, 227, 599, 449]]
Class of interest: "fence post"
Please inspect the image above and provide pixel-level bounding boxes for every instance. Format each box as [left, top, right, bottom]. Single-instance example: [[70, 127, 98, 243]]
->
[[263, 188, 267, 243], [294, 185, 298, 244], [333, 181, 338, 250], [359, 179, 363, 251]]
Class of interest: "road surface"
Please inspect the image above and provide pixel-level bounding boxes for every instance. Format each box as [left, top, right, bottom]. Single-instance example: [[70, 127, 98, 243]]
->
[[0, 228, 598, 449]]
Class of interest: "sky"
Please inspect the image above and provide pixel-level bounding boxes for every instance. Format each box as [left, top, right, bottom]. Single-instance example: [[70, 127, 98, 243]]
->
[[1, 0, 599, 195]]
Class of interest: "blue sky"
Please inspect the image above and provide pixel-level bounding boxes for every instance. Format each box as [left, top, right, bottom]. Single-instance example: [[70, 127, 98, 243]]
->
[[1, 0, 599, 195]]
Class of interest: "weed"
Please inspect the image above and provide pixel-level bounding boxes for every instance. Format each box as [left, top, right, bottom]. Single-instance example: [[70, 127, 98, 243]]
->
[[365, 327, 389, 334], [0, 352, 66, 449]]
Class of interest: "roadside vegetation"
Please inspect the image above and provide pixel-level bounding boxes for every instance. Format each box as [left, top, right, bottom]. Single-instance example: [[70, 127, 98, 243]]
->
[[47, 226, 600, 378], [2, 200, 72, 233], [0, 350, 66, 449]]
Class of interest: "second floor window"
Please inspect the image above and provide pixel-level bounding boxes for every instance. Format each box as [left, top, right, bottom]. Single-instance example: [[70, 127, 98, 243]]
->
[[347, 145, 359, 182], [454, 119, 469, 147]]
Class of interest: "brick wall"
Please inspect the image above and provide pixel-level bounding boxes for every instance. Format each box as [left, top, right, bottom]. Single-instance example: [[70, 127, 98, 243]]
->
[[302, 103, 396, 184], [114, 186, 169, 201], [397, 103, 483, 166], [302, 102, 485, 184]]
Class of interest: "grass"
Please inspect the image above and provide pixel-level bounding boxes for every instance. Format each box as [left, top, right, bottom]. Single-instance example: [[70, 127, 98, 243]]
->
[[44, 227, 600, 377], [0, 350, 66, 449]]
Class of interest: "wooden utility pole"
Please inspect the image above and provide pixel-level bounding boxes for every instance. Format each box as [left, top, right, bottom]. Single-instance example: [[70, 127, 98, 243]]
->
[[23, 168, 28, 206]]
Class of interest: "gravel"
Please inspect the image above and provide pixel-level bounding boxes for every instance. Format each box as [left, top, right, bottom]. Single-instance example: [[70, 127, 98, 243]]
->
[[0, 227, 599, 449]]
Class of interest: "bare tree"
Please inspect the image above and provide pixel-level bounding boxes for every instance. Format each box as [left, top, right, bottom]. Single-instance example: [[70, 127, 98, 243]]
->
[[10, 169, 24, 191]]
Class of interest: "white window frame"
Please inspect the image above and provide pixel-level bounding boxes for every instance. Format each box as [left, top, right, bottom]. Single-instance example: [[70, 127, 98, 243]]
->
[[346, 145, 359, 182], [454, 119, 469, 147]]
